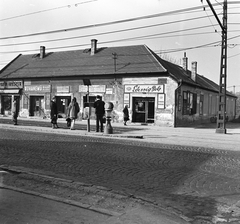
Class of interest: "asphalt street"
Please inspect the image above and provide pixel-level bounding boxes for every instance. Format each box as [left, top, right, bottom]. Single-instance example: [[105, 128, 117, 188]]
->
[[1, 117, 240, 223]]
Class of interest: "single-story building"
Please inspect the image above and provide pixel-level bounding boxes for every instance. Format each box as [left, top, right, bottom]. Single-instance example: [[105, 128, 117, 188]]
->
[[0, 39, 237, 127]]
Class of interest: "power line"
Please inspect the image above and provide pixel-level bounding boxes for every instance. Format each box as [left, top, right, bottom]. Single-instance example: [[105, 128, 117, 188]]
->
[[228, 52, 240, 58], [0, 0, 98, 22], [0, 4, 227, 41], [202, 0, 221, 35], [0, 31, 239, 55], [0, 16, 217, 47]]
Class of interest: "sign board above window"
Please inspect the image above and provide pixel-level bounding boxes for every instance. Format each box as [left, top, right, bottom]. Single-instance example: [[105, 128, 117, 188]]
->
[[0, 81, 23, 89], [79, 85, 106, 93], [24, 85, 51, 92], [57, 86, 70, 93], [125, 84, 164, 93]]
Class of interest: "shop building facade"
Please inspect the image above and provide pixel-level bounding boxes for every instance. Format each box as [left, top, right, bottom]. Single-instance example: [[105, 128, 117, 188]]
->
[[0, 40, 237, 127]]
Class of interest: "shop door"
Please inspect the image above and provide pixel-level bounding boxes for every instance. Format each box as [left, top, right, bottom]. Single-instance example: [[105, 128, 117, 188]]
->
[[29, 96, 44, 116], [56, 96, 71, 117], [1, 95, 12, 114], [83, 95, 97, 118], [132, 97, 155, 123]]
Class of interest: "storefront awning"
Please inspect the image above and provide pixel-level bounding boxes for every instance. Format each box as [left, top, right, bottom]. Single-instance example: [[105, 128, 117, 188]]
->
[[0, 89, 21, 94]]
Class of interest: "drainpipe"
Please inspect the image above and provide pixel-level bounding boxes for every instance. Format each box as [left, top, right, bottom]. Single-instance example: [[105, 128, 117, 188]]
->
[[174, 79, 183, 128]]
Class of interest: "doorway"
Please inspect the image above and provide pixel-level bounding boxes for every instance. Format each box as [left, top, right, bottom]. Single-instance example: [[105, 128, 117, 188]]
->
[[29, 96, 44, 117], [1, 95, 11, 114], [55, 96, 71, 117], [132, 97, 155, 123]]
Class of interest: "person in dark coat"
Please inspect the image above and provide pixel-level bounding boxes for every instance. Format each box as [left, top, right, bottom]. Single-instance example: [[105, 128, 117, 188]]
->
[[67, 97, 80, 130], [12, 98, 19, 125], [123, 105, 129, 126], [93, 95, 105, 132], [50, 96, 58, 129]]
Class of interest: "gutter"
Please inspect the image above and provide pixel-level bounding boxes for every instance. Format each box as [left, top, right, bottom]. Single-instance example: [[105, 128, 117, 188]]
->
[[174, 79, 183, 128]]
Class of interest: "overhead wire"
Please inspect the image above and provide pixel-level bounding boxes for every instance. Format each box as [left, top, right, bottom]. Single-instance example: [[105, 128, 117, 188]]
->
[[0, 2, 239, 60], [0, 0, 98, 22], [201, 0, 221, 36], [1, 33, 239, 55], [0, 15, 217, 47], [0, 4, 225, 40]]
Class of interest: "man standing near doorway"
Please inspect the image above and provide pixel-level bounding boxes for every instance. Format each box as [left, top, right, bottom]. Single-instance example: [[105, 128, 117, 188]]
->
[[50, 96, 58, 129], [93, 95, 105, 132], [12, 97, 19, 125]]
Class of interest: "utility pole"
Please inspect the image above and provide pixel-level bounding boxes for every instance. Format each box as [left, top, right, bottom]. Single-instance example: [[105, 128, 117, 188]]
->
[[112, 53, 118, 72], [205, 0, 228, 134]]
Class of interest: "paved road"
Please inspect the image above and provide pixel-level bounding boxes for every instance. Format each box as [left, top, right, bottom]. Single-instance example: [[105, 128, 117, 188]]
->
[[1, 125, 240, 223], [1, 116, 240, 151]]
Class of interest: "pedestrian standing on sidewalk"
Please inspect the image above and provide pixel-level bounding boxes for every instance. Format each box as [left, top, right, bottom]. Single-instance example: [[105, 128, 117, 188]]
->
[[123, 105, 129, 126], [93, 95, 105, 132], [67, 97, 80, 130], [12, 98, 19, 125], [50, 96, 58, 129]]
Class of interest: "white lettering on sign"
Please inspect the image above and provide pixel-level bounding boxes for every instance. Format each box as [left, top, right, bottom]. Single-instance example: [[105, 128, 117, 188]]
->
[[79, 85, 106, 93], [0, 81, 23, 89], [24, 85, 51, 92], [125, 85, 164, 93], [57, 86, 69, 93]]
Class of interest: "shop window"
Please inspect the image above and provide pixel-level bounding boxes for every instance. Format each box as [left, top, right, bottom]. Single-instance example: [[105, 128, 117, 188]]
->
[[136, 101, 145, 112], [182, 91, 197, 115], [3, 96, 12, 111]]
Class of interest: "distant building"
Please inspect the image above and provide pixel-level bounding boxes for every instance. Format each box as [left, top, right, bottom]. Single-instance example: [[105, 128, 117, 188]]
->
[[235, 92, 240, 118], [0, 39, 237, 127]]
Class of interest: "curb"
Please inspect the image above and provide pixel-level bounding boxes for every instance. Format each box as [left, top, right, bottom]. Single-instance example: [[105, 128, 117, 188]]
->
[[0, 184, 121, 217], [0, 123, 144, 139], [0, 165, 190, 223]]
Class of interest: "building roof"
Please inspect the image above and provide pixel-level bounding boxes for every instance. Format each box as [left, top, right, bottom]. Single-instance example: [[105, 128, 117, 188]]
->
[[151, 52, 236, 97], [0, 43, 236, 97], [0, 45, 166, 79]]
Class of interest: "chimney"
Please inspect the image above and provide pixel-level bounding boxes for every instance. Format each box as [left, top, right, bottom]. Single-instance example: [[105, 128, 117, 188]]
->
[[40, 46, 45, 59], [191, 61, 197, 82], [182, 52, 188, 71], [91, 39, 97, 55]]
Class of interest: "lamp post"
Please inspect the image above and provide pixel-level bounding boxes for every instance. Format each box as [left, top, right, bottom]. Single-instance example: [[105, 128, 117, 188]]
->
[[104, 102, 114, 134]]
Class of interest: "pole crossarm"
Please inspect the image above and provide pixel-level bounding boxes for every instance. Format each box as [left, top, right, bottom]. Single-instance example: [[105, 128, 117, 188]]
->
[[205, 0, 225, 31]]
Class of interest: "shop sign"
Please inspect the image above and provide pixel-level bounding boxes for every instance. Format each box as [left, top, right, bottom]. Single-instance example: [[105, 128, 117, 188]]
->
[[0, 81, 23, 89], [79, 85, 106, 93], [24, 85, 51, 92], [105, 88, 113, 94], [158, 93, 165, 109], [57, 86, 69, 93], [125, 84, 164, 93]]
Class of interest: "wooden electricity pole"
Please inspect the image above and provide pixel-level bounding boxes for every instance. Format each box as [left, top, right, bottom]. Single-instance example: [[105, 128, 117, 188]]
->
[[205, 0, 228, 134]]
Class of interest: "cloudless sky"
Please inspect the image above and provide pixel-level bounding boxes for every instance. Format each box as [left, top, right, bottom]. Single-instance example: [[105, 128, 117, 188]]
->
[[0, 0, 240, 92]]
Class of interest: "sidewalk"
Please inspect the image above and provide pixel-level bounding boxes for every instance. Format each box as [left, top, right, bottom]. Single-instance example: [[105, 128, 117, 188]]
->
[[1, 116, 240, 151]]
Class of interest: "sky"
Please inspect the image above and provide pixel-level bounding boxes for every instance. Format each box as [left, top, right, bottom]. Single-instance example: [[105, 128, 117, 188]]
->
[[0, 0, 240, 93]]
